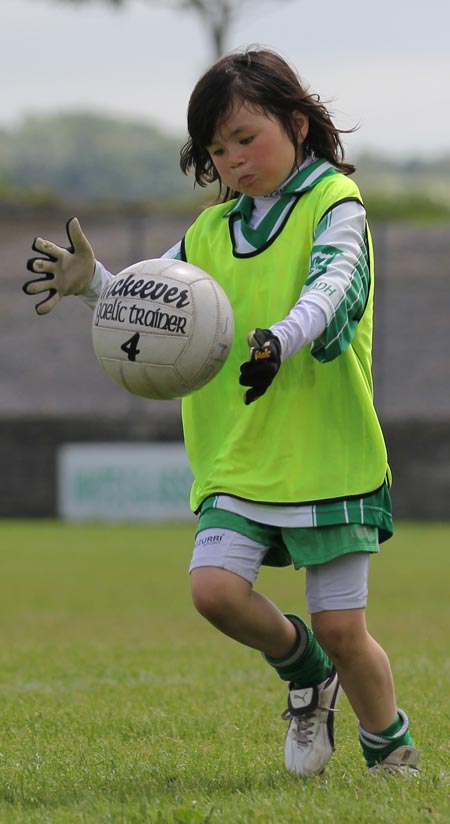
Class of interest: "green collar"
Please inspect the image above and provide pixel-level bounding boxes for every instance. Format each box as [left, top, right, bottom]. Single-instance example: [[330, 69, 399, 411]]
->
[[225, 159, 337, 220]]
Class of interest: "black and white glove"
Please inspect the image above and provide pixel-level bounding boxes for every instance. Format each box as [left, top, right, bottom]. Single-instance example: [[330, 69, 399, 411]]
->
[[23, 217, 95, 315], [239, 327, 281, 405]]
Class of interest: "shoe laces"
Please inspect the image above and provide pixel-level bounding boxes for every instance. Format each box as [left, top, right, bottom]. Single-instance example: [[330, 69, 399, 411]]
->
[[281, 704, 339, 747], [282, 710, 315, 746]]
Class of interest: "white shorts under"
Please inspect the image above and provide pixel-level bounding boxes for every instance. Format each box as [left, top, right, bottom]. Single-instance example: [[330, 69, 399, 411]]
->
[[189, 528, 370, 614]]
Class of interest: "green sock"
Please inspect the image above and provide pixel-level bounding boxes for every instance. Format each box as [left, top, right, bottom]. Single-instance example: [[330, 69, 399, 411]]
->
[[359, 709, 413, 767], [264, 614, 333, 689]]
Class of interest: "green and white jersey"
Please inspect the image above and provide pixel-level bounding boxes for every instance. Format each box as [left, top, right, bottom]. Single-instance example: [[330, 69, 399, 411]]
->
[[221, 158, 370, 363], [151, 157, 370, 364]]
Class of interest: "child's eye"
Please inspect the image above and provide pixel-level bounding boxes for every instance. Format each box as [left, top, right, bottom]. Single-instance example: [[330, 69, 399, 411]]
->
[[210, 147, 225, 157], [240, 136, 254, 145]]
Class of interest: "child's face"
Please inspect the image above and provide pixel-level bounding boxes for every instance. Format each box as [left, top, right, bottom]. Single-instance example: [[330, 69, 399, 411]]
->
[[207, 101, 307, 197]]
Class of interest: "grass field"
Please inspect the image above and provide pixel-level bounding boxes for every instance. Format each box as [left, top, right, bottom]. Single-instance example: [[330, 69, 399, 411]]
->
[[0, 520, 448, 823]]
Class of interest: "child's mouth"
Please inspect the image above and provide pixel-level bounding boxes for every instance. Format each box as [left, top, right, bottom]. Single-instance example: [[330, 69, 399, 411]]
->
[[238, 174, 254, 186]]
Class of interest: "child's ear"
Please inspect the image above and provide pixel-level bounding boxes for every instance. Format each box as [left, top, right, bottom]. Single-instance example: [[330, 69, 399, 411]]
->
[[294, 112, 309, 143]]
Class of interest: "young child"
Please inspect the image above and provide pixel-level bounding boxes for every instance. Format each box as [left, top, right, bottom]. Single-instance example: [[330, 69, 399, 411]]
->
[[24, 47, 419, 777]]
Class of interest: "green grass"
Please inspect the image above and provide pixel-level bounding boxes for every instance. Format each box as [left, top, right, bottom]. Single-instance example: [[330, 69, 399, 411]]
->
[[0, 521, 448, 823]]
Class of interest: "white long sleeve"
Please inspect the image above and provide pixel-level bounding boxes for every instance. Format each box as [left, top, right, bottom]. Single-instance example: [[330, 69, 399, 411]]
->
[[270, 199, 368, 361], [81, 260, 115, 311], [270, 300, 328, 361], [80, 241, 183, 311]]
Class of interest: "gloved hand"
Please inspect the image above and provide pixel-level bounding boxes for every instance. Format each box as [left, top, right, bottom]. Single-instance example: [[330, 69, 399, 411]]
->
[[23, 217, 95, 315], [239, 327, 282, 405]]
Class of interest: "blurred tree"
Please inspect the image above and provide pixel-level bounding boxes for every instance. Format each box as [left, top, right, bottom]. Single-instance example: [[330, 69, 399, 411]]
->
[[0, 112, 194, 202], [51, 0, 294, 59]]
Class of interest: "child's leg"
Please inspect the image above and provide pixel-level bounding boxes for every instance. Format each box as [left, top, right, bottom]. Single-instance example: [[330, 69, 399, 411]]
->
[[189, 528, 330, 680], [307, 553, 417, 771], [311, 607, 397, 731], [191, 565, 297, 658], [189, 529, 338, 777], [190, 526, 297, 657]]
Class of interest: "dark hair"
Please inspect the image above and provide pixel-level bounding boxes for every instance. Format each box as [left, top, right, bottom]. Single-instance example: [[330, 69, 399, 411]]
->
[[180, 47, 356, 201]]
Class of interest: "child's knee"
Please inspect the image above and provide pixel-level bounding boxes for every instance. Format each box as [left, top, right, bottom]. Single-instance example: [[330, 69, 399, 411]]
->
[[190, 566, 250, 622], [311, 609, 368, 662]]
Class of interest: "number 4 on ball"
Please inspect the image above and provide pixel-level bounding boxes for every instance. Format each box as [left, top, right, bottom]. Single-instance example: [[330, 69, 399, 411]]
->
[[121, 332, 141, 362]]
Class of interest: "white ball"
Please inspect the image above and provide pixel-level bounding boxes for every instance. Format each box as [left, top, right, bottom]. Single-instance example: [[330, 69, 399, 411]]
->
[[92, 258, 234, 400]]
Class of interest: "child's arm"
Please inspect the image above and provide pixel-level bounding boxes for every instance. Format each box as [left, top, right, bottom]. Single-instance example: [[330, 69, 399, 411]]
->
[[270, 200, 368, 361], [240, 200, 368, 403]]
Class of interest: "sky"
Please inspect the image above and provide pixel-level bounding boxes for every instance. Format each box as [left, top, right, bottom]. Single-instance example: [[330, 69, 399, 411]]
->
[[2, 0, 449, 158]]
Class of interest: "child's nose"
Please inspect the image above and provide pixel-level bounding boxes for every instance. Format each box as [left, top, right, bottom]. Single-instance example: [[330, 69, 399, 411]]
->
[[229, 147, 244, 167]]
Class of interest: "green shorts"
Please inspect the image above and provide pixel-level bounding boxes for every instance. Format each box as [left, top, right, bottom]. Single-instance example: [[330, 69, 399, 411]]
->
[[196, 506, 379, 569]]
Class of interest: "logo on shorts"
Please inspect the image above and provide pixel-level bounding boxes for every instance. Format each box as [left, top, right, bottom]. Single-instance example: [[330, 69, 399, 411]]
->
[[195, 533, 225, 547], [350, 526, 374, 540]]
